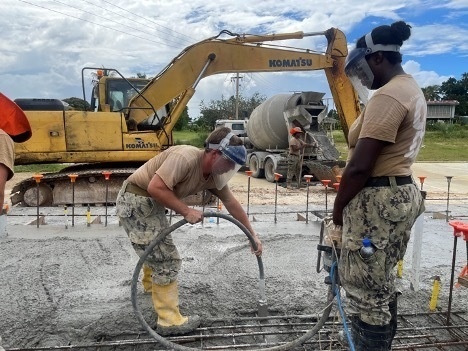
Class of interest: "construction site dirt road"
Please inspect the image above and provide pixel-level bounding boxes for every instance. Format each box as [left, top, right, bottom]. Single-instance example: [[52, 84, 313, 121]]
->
[[1, 163, 467, 350]]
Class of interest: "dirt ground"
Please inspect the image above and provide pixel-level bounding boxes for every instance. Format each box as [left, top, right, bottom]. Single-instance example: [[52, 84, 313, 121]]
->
[[1, 165, 467, 349]]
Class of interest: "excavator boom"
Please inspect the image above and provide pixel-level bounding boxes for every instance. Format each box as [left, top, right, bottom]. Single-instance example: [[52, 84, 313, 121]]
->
[[129, 28, 359, 142]]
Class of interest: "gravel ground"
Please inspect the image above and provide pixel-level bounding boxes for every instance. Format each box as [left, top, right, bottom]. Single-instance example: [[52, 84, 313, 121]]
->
[[1, 167, 467, 348]]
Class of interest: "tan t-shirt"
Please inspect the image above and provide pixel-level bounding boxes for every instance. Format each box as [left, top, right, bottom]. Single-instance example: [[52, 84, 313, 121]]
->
[[127, 145, 218, 198], [347, 74, 427, 176], [0, 130, 15, 180]]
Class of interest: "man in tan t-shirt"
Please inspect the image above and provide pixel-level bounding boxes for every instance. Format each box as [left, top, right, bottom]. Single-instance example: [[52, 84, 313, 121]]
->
[[116, 127, 262, 336]]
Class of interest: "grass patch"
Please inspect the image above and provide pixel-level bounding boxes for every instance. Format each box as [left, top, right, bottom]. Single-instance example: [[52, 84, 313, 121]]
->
[[174, 130, 209, 148], [332, 126, 468, 162], [14, 164, 67, 173]]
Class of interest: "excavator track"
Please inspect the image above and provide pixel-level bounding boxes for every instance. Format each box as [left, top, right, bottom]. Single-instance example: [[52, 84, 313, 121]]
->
[[10, 164, 215, 207]]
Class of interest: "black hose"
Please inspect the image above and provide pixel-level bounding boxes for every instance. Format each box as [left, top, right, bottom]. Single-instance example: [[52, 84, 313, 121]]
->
[[131, 211, 334, 351], [316, 220, 325, 273]]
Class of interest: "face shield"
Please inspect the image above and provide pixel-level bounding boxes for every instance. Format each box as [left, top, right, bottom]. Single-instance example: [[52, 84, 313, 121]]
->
[[345, 48, 373, 104], [207, 132, 247, 190], [345, 32, 401, 104]]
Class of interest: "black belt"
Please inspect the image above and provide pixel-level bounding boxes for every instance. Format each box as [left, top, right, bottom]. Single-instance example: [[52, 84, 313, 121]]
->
[[365, 176, 413, 188], [124, 182, 151, 197]]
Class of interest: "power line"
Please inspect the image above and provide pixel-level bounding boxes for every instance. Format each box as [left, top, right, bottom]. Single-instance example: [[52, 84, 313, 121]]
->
[[76, 0, 195, 47], [18, 0, 184, 49], [51, 0, 185, 48], [249, 72, 287, 93], [95, 0, 196, 45]]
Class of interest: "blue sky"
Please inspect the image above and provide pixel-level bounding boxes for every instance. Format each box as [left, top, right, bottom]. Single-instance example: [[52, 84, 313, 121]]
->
[[0, 0, 467, 118]]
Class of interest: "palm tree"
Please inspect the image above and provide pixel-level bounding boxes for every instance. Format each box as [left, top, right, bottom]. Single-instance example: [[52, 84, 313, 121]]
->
[[421, 85, 441, 101]]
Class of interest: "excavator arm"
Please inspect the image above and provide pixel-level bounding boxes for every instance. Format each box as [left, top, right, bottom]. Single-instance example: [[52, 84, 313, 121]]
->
[[128, 28, 360, 145]]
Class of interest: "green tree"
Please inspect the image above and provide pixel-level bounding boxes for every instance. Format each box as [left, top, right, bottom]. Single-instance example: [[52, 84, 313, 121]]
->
[[440, 73, 468, 116], [174, 106, 190, 130], [198, 92, 266, 129], [130, 72, 151, 79], [63, 97, 91, 111], [421, 85, 441, 101]]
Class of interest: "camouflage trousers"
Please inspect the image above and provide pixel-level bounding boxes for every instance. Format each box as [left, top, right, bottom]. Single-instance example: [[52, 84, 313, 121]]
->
[[338, 181, 424, 326], [286, 154, 301, 184], [116, 182, 181, 285]]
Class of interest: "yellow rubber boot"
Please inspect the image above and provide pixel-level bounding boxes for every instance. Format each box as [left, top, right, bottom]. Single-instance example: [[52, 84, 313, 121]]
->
[[142, 265, 153, 293], [152, 281, 200, 336]]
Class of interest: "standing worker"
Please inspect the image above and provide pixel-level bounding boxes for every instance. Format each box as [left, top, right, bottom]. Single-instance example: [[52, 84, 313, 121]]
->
[[0, 93, 32, 219], [332, 21, 426, 350], [116, 127, 263, 336], [286, 127, 315, 189]]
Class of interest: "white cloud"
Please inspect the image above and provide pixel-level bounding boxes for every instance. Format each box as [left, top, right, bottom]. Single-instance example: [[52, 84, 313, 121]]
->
[[1, 0, 466, 119], [403, 60, 453, 88]]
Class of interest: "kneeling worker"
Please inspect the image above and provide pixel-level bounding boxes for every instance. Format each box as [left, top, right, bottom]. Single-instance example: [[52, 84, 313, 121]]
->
[[116, 127, 263, 336]]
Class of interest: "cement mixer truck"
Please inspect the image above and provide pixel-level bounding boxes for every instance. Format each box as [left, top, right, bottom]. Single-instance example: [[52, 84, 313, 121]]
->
[[219, 92, 345, 183]]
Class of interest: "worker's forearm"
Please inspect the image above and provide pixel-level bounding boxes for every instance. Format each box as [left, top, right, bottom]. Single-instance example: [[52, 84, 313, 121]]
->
[[151, 190, 190, 217]]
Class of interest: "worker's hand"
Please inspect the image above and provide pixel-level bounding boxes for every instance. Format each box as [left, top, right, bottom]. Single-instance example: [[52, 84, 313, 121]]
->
[[183, 208, 203, 224], [251, 235, 263, 256], [332, 207, 343, 227]]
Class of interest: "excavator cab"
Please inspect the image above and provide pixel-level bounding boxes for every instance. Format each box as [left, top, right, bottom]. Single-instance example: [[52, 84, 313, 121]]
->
[[87, 69, 171, 132], [89, 71, 150, 113]]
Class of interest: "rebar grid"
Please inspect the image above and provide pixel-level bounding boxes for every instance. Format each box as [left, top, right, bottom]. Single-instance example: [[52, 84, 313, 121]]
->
[[5, 310, 468, 351]]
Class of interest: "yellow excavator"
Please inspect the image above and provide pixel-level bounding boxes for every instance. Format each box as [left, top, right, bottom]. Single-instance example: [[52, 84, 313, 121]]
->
[[12, 27, 360, 207]]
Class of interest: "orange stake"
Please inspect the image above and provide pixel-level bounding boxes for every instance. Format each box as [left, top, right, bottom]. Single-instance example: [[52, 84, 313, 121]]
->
[[68, 174, 78, 227], [273, 173, 283, 223], [321, 180, 331, 216], [418, 176, 427, 190], [245, 170, 253, 216], [102, 171, 112, 227], [304, 175, 314, 223], [32, 174, 44, 228]]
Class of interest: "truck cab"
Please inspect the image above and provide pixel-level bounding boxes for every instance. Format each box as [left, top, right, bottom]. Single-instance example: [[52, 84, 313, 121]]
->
[[215, 119, 248, 137]]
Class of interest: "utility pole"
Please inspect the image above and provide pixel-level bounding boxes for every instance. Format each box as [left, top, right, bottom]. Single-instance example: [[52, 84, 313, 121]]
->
[[231, 73, 243, 119]]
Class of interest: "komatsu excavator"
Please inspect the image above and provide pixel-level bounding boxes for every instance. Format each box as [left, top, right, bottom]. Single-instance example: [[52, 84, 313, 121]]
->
[[12, 27, 360, 207]]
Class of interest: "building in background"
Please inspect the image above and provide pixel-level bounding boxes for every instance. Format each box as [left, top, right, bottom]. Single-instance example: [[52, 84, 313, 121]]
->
[[426, 100, 459, 123]]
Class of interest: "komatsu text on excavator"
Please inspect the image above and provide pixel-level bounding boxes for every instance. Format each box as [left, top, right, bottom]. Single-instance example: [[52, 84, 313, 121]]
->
[[12, 27, 361, 207]]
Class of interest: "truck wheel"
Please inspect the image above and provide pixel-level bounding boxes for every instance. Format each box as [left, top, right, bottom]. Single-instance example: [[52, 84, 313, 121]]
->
[[249, 155, 264, 178], [264, 158, 276, 183]]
